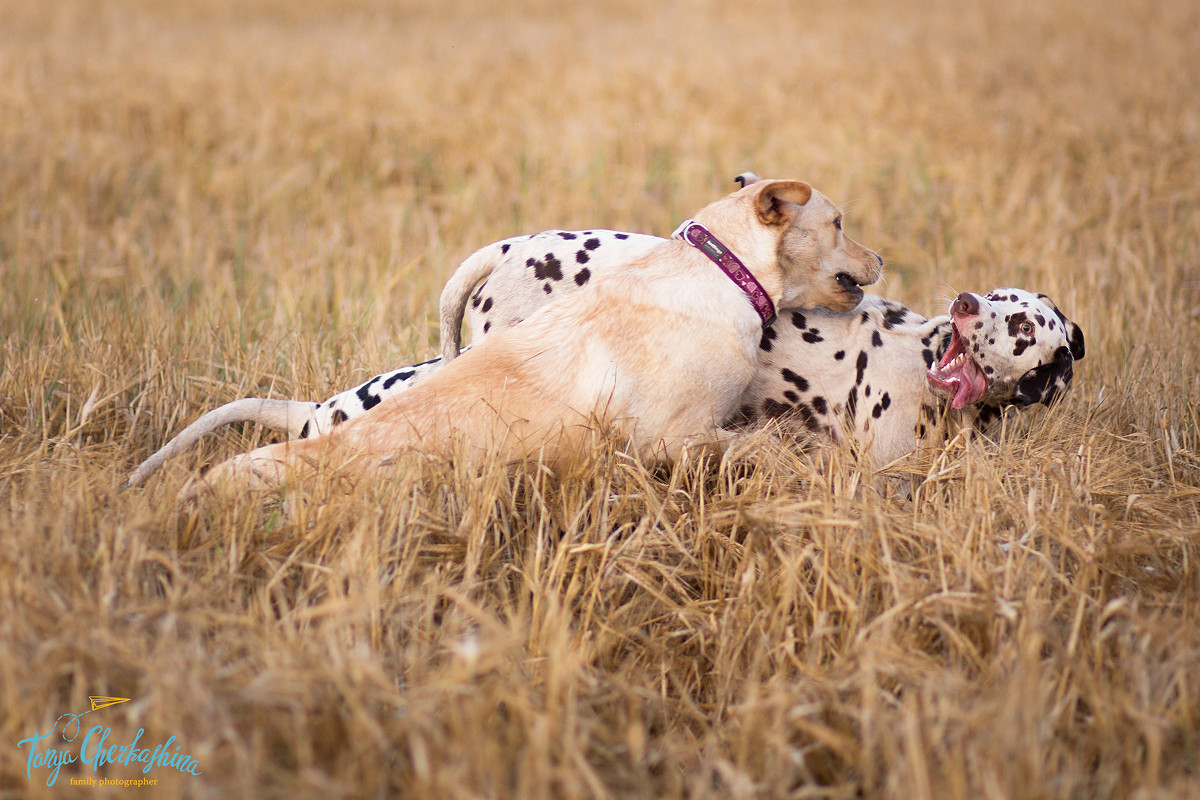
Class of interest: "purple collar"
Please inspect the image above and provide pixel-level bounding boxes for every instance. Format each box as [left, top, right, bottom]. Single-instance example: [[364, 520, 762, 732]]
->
[[672, 219, 776, 327]]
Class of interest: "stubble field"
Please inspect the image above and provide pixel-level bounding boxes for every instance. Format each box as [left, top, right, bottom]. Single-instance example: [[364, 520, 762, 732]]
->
[[1, 0, 1199, 797]]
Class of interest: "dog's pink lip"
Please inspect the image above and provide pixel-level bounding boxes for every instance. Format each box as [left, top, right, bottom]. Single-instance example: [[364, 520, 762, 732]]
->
[[926, 320, 989, 409]]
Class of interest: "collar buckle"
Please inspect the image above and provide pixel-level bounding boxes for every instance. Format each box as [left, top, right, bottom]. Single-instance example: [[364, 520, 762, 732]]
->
[[673, 219, 777, 328]]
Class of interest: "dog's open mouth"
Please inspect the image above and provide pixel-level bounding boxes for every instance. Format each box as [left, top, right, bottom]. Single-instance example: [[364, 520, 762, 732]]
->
[[836, 272, 862, 292], [835, 272, 865, 305], [926, 322, 988, 409]]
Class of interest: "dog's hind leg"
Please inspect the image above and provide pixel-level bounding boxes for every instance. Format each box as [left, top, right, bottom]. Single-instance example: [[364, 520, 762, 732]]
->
[[125, 398, 318, 488]]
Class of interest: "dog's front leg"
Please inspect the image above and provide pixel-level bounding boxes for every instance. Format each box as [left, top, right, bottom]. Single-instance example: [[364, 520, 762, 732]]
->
[[660, 427, 741, 463]]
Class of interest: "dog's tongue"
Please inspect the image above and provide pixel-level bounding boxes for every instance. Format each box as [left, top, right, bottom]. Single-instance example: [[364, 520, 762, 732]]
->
[[951, 364, 988, 409], [927, 324, 989, 408]]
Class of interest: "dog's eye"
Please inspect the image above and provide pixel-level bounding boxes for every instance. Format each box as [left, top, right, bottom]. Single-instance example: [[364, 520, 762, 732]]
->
[[1020, 321, 1034, 335], [833, 216, 842, 231]]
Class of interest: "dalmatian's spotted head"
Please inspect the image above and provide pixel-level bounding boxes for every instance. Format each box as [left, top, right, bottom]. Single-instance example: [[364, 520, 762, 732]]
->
[[926, 288, 1085, 409]]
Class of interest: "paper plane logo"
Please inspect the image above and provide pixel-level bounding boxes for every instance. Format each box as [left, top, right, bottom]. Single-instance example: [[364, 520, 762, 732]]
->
[[88, 697, 131, 713]]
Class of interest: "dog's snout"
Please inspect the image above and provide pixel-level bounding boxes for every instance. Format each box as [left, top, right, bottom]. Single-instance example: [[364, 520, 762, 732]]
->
[[952, 292, 979, 317]]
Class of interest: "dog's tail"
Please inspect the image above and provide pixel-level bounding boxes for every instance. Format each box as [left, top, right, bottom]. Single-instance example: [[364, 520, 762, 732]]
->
[[439, 237, 521, 364], [124, 398, 318, 488]]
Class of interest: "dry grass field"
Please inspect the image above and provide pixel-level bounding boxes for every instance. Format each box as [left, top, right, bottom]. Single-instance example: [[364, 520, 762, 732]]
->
[[2, 0, 1199, 797]]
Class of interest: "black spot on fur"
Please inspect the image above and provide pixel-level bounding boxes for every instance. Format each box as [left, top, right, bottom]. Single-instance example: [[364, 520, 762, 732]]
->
[[781, 368, 809, 392], [332, 409, 349, 426], [881, 392, 891, 410], [791, 311, 807, 330], [1013, 339, 1031, 357], [558, 232, 577, 240], [846, 386, 858, 422], [584, 238, 601, 251], [615, 233, 629, 239], [481, 297, 493, 313], [871, 330, 883, 347], [533, 253, 564, 282], [811, 395, 828, 415], [795, 403, 821, 432], [802, 329, 824, 344], [872, 402, 884, 419], [922, 348, 934, 368], [916, 422, 928, 438], [501, 243, 511, 253], [855, 351, 868, 385], [471, 294, 482, 309], [834, 350, 845, 361], [383, 368, 416, 389], [574, 268, 591, 286], [865, 385, 871, 398], [759, 326, 778, 351], [299, 421, 310, 439], [575, 250, 590, 264], [882, 307, 907, 329], [483, 322, 491, 333], [762, 398, 792, 418], [984, 366, 994, 375], [974, 321, 983, 329], [543, 284, 552, 294], [1007, 311, 1032, 340], [356, 376, 383, 412], [784, 390, 799, 403]]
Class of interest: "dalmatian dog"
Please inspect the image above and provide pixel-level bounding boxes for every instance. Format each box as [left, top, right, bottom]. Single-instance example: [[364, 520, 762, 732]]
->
[[742, 287, 1084, 465]]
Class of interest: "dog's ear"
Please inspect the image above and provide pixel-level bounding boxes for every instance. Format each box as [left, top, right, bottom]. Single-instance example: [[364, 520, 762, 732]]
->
[[1011, 346, 1075, 407], [1065, 319, 1085, 361], [754, 180, 813, 226], [734, 172, 762, 188], [1038, 293, 1085, 360]]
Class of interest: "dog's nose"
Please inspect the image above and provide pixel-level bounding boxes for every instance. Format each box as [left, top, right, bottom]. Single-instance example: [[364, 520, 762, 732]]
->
[[874, 252, 883, 268], [952, 292, 979, 317]]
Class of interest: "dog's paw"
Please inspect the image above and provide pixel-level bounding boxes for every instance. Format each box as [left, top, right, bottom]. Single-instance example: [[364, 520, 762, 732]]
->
[[178, 452, 291, 503]]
